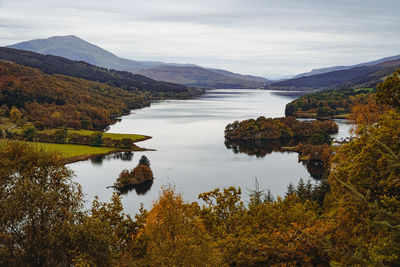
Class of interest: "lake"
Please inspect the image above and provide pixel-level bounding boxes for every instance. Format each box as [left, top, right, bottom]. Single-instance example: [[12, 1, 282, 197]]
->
[[69, 89, 352, 215]]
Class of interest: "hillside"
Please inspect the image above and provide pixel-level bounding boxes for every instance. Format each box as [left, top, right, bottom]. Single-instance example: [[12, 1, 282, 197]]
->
[[7, 35, 269, 89], [294, 54, 400, 78], [134, 65, 267, 88], [266, 60, 400, 91], [0, 61, 150, 130], [7, 35, 166, 70], [0, 47, 202, 98]]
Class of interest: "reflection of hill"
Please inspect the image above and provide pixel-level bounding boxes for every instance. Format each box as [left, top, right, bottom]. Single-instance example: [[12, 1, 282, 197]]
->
[[116, 179, 154, 195], [224, 138, 305, 158]]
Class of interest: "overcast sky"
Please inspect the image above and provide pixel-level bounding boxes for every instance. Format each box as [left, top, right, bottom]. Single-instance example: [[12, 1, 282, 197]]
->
[[0, 0, 399, 78]]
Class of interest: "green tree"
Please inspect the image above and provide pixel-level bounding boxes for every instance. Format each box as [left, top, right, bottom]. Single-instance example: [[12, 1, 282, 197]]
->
[[22, 123, 35, 141], [0, 142, 84, 266], [138, 155, 150, 166], [90, 132, 103, 146], [54, 128, 67, 143]]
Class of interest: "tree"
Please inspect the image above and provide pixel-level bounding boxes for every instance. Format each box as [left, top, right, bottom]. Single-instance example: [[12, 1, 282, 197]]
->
[[54, 128, 67, 144], [376, 69, 400, 108], [9, 106, 22, 123], [137, 186, 225, 266], [138, 155, 150, 166], [286, 182, 295, 197], [22, 123, 35, 141], [0, 141, 84, 266], [90, 132, 103, 146]]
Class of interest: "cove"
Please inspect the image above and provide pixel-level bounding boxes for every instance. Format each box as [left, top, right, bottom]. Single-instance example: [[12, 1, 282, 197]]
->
[[69, 89, 352, 215]]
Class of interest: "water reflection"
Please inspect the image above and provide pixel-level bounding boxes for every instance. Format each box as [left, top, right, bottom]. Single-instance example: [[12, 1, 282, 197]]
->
[[116, 179, 154, 196], [224, 138, 328, 180], [224, 138, 305, 157], [89, 152, 134, 165], [302, 160, 326, 180]]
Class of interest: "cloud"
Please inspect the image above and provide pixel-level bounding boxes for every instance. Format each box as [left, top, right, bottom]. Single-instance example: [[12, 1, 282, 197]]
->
[[0, 0, 399, 78]]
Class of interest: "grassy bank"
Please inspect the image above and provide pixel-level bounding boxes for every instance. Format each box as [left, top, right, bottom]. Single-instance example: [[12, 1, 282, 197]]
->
[[0, 139, 150, 164]]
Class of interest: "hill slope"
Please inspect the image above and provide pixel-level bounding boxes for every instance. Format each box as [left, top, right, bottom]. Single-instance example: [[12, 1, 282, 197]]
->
[[134, 65, 268, 88], [294, 54, 400, 78], [7, 35, 166, 70], [7, 35, 269, 88], [266, 60, 400, 92], [0, 61, 150, 130], [0, 47, 202, 98]]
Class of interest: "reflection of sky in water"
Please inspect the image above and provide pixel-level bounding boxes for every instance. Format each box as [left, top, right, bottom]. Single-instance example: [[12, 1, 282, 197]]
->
[[69, 89, 352, 216]]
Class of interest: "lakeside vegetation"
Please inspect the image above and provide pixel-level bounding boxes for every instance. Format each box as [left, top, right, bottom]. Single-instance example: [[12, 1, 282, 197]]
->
[[225, 116, 338, 141], [285, 87, 374, 119]]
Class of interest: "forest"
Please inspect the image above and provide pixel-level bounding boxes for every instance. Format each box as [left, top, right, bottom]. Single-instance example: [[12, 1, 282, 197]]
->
[[225, 116, 338, 141], [1, 66, 400, 266], [0, 47, 204, 98], [285, 87, 373, 118], [0, 61, 151, 130]]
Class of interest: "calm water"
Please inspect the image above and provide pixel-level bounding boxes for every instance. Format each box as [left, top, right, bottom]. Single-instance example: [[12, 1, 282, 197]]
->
[[69, 89, 352, 215]]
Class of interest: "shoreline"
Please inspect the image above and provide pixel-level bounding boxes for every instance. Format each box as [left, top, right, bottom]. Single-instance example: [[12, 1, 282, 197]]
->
[[64, 146, 156, 164], [64, 135, 154, 164]]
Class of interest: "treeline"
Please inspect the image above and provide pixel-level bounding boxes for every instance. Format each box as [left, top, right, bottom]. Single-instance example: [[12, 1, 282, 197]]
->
[[0, 47, 203, 97], [0, 61, 150, 130], [285, 87, 373, 118], [225, 116, 338, 141]]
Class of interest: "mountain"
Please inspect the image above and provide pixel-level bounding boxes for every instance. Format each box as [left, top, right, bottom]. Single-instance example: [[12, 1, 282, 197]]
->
[[133, 65, 269, 88], [7, 35, 269, 88], [0, 47, 202, 98], [266, 59, 400, 92], [294, 54, 400, 78], [7, 35, 168, 70]]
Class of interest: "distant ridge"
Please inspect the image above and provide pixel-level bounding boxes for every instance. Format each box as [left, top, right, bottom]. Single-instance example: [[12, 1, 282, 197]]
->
[[294, 54, 400, 78], [266, 58, 400, 92], [7, 35, 269, 88]]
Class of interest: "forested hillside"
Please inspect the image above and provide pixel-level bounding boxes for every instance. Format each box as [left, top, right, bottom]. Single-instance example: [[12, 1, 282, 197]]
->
[[0, 47, 203, 98], [0, 61, 150, 130]]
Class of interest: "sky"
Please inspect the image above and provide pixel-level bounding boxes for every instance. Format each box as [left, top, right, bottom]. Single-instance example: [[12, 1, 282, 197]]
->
[[0, 0, 399, 79]]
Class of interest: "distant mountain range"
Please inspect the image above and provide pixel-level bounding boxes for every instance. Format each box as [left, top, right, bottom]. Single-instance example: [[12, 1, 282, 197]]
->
[[0, 47, 203, 98], [7, 35, 269, 89], [294, 54, 400, 78], [266, 56, 400, 92]]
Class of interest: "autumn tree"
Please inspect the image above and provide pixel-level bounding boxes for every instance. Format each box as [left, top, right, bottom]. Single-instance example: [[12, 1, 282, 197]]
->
[[136, 186, 225, 266]]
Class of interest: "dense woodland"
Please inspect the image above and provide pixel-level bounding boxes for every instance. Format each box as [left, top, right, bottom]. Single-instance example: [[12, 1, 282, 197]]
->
[[1, 70, 400, 266], [285, 88, 373, 118], [0, 61, 150, 130], [225, 116, 338, 141], [0, 47, 204, 98]]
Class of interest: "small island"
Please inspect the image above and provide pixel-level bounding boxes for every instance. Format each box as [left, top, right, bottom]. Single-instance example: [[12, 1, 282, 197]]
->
[[114, 155, 154, 191], [225, 116, 338, 141]]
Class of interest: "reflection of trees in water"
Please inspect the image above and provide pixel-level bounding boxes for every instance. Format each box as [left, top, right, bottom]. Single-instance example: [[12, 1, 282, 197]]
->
[[224, 138, 305, 158], [89, 152, 134, 165], [225, 138, 329, 180], [116, 179, 154, 196], [302, 160, 326, 180]]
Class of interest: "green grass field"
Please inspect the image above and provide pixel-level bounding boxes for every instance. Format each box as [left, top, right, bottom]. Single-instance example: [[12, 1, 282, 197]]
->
[[0, 140, 116, 158]]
